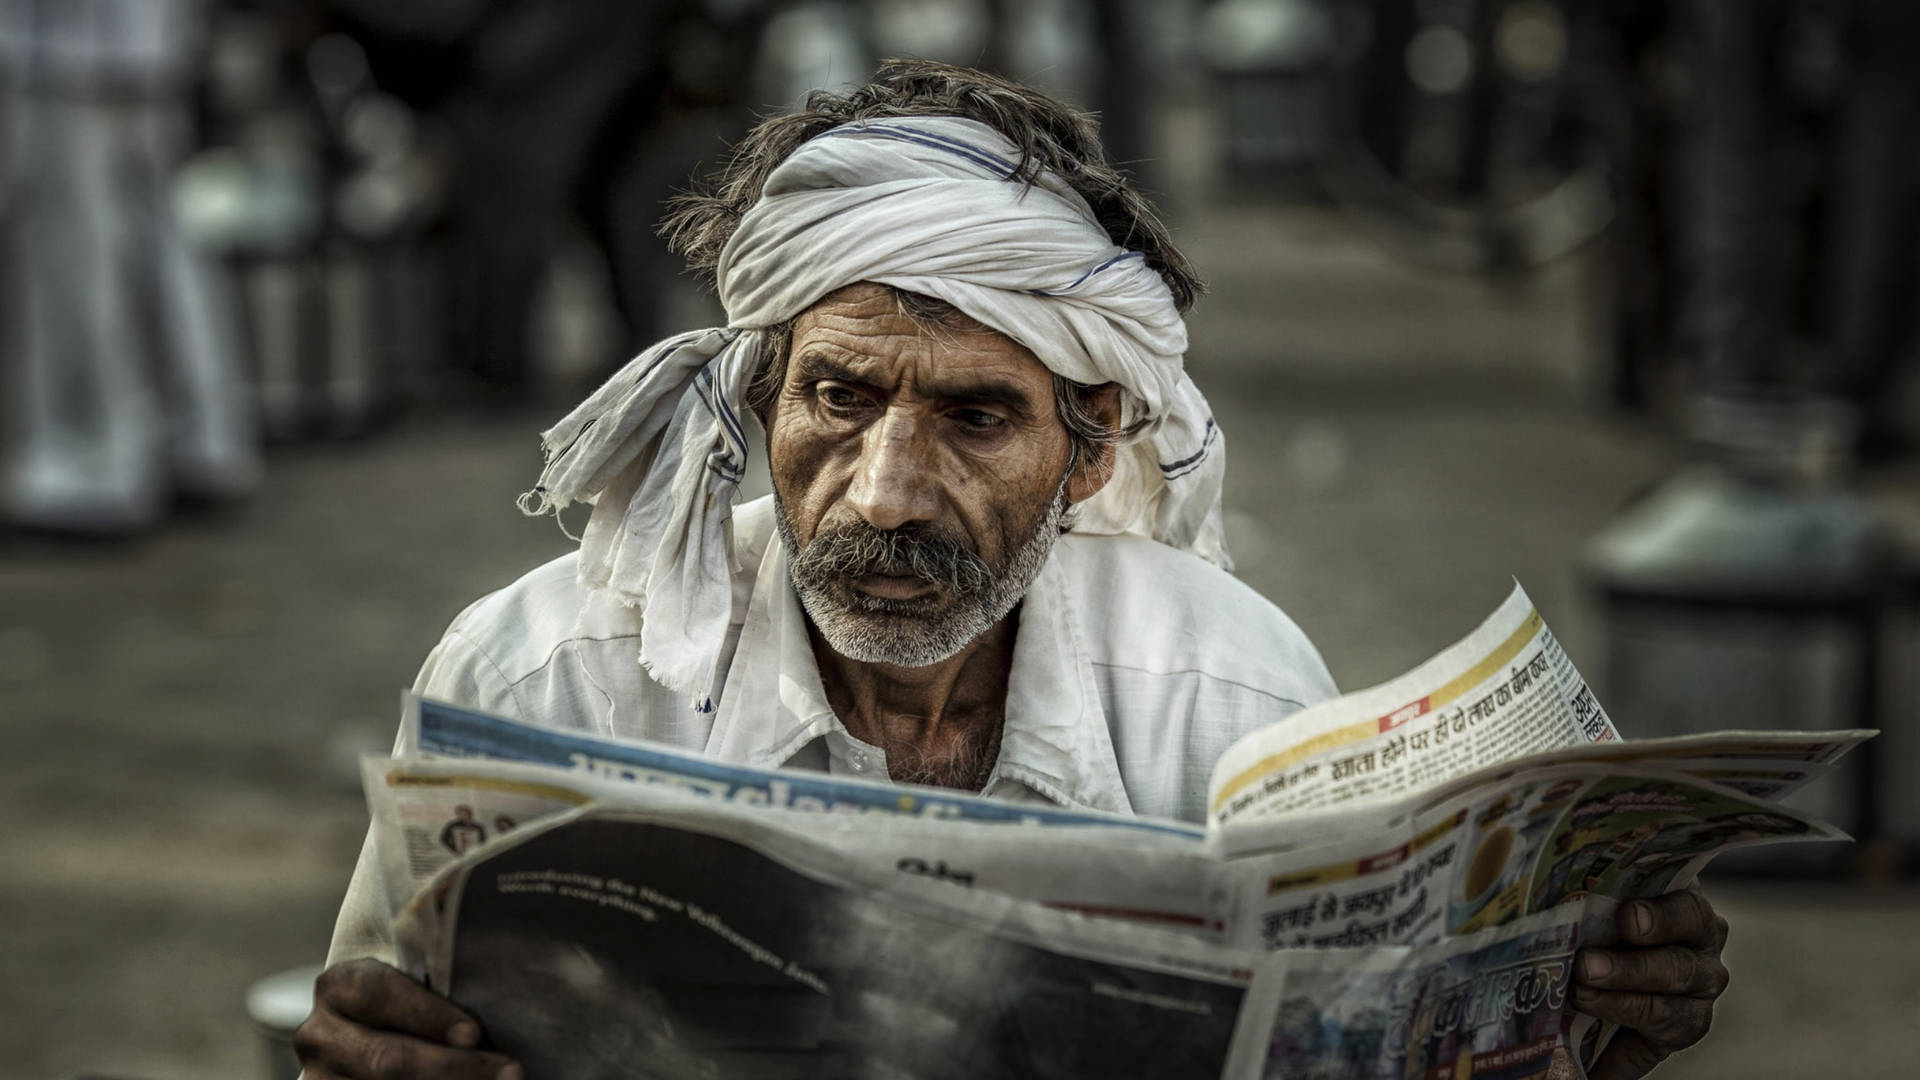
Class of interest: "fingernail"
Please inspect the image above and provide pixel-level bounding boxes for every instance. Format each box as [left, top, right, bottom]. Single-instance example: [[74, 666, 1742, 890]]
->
[[498, 1065, 525, 1080], [448, 1020, 480, 1048], [1572, 982, 1598, 1004], [1631, 901, 1654, 937], [1581, 951, 1612, 981]]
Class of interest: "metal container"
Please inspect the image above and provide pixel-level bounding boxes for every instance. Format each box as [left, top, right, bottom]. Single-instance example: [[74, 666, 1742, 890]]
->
[[245, 963, 322, 1080]]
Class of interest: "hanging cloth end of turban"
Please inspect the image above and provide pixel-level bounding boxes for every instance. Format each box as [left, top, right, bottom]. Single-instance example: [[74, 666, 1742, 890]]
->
[[515, 327, 760, 694]]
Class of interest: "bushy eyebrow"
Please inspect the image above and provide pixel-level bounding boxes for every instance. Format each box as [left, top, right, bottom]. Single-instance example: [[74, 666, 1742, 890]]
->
[[793, 350, 868, 387], [791, 348, 1040, 418]]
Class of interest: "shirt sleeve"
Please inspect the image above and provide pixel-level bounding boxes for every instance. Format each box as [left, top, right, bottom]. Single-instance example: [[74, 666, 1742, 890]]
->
[[324, 605, 523, 967]]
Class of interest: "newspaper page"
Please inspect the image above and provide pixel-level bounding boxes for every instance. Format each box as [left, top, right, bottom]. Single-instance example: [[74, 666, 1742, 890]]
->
[[403, 695, 1203, 839], [1213, 726, 1873, 862], [1218, 763, 1847, 955], [1209, 584, 1618, 826], [365, 755, 1226, 938], [394, 804, 1261, 1080]]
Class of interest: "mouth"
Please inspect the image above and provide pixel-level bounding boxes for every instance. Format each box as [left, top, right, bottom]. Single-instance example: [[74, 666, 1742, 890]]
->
[[848, 572, 939, 601]]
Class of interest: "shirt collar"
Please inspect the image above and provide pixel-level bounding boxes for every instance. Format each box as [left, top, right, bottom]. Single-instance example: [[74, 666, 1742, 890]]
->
[[702, 528, 1133, 816]]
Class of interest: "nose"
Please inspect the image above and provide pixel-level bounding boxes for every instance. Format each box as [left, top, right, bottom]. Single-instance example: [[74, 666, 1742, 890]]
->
[[843, 406, 941, 532]]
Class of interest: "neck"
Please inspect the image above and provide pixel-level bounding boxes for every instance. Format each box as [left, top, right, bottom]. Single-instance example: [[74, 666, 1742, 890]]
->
[[808, 608, 1019, 789]]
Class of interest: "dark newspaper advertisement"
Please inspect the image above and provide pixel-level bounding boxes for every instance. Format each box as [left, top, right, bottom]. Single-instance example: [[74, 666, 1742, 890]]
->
[[403, 811, 1252, 1080]]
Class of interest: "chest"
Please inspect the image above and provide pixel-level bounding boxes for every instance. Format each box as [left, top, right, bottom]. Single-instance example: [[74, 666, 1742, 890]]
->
[[854, 706, 1007, 792]]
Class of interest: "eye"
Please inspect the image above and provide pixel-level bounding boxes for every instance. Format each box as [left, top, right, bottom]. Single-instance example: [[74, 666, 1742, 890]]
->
[[949, 408, 1006, 433], [817, 383, 871, 415]]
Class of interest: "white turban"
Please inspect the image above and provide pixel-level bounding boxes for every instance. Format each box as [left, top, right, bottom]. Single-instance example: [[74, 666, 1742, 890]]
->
[[522, 116, 1228, 696]]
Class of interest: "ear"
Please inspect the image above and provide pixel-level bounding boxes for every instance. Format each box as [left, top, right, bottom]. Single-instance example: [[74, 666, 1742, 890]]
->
[[1065, 383, 1124, 505]]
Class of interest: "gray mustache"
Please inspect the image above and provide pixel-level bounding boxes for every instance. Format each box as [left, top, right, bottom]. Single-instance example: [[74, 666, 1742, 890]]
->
[[790, 522, 992, 596]]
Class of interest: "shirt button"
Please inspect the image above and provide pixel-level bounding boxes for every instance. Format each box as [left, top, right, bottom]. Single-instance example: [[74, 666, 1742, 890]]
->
[[849, 756, 867, 772]]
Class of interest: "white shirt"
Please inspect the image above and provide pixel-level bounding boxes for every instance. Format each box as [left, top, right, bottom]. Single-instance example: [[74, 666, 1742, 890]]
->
[[326, 495, 1336, 963]]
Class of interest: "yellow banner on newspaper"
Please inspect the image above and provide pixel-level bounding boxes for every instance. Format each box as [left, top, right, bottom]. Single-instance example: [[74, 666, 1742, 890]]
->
[[1212, 609, 1542, 815], [389, 771, 594, 806]]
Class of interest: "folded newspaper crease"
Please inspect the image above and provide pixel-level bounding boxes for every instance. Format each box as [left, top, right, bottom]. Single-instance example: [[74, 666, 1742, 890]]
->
[[365, 583, 1871, 1079]]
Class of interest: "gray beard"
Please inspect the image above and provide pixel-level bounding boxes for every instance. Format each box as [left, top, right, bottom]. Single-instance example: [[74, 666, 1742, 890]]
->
[[775, 477, 1069, 669]]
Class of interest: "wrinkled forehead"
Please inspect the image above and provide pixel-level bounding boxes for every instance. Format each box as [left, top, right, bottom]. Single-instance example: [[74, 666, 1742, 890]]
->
[[803, 282, 985, 331], [788, 284, 1054, 398]]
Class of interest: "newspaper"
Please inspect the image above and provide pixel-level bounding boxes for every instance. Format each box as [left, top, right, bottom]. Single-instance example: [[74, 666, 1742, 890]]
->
[[363, 583, 1872, 1079], [377, 761, 1823, 1080]]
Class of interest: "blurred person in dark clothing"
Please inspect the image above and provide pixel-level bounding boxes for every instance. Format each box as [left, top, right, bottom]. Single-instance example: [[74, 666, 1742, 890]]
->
[[331, 0, 759, 397], [1687, 0, 1920, 444], [0, 0, 261, 535], [1588, 0, 1918, 589], [1812, 1, 1920, 448]]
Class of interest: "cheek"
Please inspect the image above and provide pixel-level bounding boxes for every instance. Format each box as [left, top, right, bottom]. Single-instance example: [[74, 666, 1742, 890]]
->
[[767, 414, 836, 521], [964, 435, 1073, 556]]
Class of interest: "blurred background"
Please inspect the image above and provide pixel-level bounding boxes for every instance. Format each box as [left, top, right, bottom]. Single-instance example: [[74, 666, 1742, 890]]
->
[[4, 0, 1918, 1077]]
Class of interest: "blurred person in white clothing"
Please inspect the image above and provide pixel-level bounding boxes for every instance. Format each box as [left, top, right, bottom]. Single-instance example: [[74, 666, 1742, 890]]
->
[[0, 0, 259, 535]]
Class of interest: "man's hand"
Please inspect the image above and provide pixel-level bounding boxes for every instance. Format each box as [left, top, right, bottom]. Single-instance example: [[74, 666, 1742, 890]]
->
[[1573, 887, 1730, 1080], [294, 958, 523, 1080]]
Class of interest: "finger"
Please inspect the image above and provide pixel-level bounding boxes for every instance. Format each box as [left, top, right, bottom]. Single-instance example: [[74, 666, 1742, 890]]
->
[[313, 959, 485, 1046], [340, 1029, 521, 1080], [297, 1004, 521, 1080], [1578, 945, 1729, 998], [294, 1000, 358, 1072], [1617, 888, 1726, 949], [1584, 1028, 1672, 1080], [1571, 984, 1715, 1049]]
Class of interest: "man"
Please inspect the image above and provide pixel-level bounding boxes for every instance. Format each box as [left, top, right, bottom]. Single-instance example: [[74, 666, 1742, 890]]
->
[[438, 806, 486, 855], [297, 61, 1730, 1080]]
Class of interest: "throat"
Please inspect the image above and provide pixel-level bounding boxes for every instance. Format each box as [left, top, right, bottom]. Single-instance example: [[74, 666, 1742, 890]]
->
[[808, 608, 1019, 792]]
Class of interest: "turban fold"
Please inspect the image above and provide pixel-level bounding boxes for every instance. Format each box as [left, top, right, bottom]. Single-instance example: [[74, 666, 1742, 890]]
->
[[523, 116, 1228, 695]]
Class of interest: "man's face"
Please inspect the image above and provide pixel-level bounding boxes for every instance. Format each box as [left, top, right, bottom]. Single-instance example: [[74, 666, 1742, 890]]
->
[[768, 283, 1078, 667]]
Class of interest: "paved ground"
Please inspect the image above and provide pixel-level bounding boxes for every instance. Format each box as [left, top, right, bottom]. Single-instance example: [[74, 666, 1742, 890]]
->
[[6, 179, 1920, 1076]]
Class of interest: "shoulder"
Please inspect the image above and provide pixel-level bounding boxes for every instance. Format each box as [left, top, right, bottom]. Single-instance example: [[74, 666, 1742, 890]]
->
[[412, 551, 669, 731], [411, 500, 775, 740], [409, 553, 606, 717], [1050, 531, 1336, 710], [436, 552, 610, 681], [432, 494, 779, 694]]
